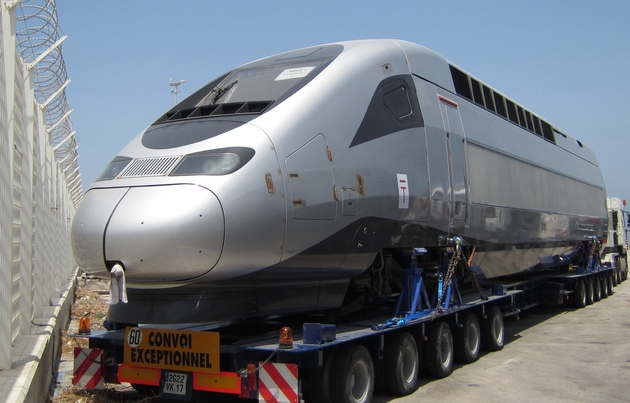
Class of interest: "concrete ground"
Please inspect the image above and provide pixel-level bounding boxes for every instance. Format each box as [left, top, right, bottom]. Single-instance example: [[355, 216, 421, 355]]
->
[[54, 279, 630, 403]]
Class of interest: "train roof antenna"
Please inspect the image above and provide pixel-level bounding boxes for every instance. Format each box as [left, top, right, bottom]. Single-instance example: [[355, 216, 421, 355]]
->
[[169, 78, 185, 105]]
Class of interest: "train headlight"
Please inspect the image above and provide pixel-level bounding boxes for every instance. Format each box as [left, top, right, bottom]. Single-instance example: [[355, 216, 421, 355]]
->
[[171, 152, 240, 176], [204, 154, 239, 174]]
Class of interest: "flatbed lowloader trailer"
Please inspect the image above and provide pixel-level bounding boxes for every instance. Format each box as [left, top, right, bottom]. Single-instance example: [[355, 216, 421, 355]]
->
[[72, 239, 621, 403]]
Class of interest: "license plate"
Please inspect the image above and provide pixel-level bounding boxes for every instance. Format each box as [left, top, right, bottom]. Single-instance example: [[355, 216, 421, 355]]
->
[[163, 372, 188, 396]]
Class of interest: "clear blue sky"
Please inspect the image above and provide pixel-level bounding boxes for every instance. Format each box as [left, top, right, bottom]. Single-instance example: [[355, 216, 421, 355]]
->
[[57, 0, 630, 205]]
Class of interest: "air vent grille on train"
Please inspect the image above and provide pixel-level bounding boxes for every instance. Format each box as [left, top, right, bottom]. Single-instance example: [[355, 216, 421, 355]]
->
[[155, 100, 274, 123], [119, 156, 182, 178]]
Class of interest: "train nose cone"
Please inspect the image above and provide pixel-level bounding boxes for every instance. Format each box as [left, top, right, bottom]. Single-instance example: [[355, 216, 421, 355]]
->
[[72, 187, 130, 277], [104, 184, 224, 282]]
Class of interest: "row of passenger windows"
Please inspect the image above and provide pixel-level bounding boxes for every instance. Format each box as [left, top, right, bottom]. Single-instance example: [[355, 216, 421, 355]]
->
[[450, 65, 556, 144]]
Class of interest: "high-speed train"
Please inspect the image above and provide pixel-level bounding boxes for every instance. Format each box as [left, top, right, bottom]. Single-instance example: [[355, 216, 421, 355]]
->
[[71, 39, 607, 325]]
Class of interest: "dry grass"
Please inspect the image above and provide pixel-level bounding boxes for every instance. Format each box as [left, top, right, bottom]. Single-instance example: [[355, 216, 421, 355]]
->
[[53, 386, 156, 403], [52, 281, 151, 403], [61, 287, 109, 354]]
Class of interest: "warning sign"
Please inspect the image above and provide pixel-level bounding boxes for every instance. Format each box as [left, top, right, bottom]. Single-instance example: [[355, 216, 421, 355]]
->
[[73, 348, 104, 389], [124, 327, 219, 374], [259, 363, 298, 403]]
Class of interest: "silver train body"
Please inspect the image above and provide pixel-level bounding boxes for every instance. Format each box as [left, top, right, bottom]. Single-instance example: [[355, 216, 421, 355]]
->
[[72, 40, 607, 324]]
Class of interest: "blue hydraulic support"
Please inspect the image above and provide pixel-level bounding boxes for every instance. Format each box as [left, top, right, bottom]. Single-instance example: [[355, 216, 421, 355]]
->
[[394, 267, 430, 318], [372, 238, 466, 330], [375, 271, 433, 329], [577, 237, 603, 274], [560, 246, 581, 266]]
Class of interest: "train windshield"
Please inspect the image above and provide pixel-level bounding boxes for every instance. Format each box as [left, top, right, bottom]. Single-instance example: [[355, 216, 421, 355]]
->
[[196, 59, 327, 106], [153, 44, 343, 125], [145, 45, 343, 149]]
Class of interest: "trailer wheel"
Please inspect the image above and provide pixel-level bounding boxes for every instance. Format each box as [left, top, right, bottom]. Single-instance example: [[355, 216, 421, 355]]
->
[[329, 344, 374, 403], [600, 272, 609, 299], [481, 305, 504, 352], [425, 321, 453, 378], [573, 280, 586, 308], [307, 347, 338, 403], [607, 272, 614, 295], [586, 278, 594, 305], [612, 256, 621, 285], [383, 332, 419, 396], [454, 312, 481, 364], [593, 275, 602, 301]]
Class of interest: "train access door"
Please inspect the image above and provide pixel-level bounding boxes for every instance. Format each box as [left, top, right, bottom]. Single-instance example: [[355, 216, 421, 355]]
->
[[285, 133, 336, 220], [438, 94, 468, 223]]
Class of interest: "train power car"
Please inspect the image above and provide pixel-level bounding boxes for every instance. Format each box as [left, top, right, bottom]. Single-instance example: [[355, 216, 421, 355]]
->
[[71, 39, 620, 403], [71, 39, 607, 325]]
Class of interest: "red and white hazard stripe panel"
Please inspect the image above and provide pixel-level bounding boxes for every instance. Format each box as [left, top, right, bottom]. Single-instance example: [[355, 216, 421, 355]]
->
[[258, 362, 298, 403], [73, 348, 105, 389]]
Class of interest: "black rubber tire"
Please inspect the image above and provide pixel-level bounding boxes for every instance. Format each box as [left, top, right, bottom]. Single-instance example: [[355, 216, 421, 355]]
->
[[307, 367, 330, 403], [454, 313, 481, 364], [573, 280, 586, 308], [601, 274, 609, 298], [613, 259, 620, 285], [607, 272, 614, 296], [593, 275, 601, 301], [481, 305, 504, 352], [586, 278, 594, 305], [329, 344, 374, 403], [383, 332, 419, 396], [616, 269, 621, 285], [307, 347, 338, 403], [425, 321, 454, 378]]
